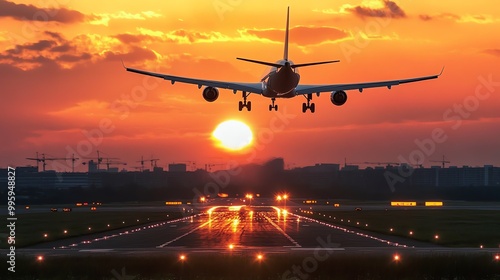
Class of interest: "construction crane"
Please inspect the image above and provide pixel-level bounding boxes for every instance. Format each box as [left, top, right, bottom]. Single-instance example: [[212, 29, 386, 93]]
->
[[26, 153, 78, 172], [430, 155, 450, 168], [83, 150, 119, 171], [137, 156, 160, 171], [103, 159, 127, 171]]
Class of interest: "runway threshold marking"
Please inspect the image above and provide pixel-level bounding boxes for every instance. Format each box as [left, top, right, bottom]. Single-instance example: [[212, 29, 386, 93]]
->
[[156, 219, 212, 248], [263, 214, 301, 247]]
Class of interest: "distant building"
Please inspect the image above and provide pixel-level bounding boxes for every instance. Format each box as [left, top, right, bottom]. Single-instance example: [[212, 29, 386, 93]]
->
[[169, 163, 187, 172], [342, 165, 359, 171], [302, 163, 340, 173], [88, 160, 98, 173]]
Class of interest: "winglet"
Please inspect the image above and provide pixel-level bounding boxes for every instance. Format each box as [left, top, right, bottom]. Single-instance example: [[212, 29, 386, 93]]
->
[[121, 59, 126, 69], [283, 7, 290, 61], [438, 66, 445, 76]]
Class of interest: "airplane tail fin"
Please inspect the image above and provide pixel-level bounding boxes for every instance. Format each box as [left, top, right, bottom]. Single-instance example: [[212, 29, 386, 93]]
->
[[283, 7, 290, 61], [237, 8, 341, 69]]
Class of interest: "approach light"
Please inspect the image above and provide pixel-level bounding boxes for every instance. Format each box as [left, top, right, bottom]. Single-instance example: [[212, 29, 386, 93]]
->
[[435, 235, 439, 239], [393, 254, 400, 261], [495, 255, 499, 261], [43, 233, 48, 238], [229, 244, 235, 250], [63, 230, 68, 234], [179, 254, 186, 261], [257, 254, 263, 261], [409, 231, 413, 235], [37, 255, 44, 262], [88, 227, 92, 231]]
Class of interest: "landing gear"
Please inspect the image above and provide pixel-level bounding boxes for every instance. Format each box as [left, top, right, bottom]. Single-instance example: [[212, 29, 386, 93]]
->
[[302, 94, 315, 113], [269, 98, 278, 111], [238, 91, 251, 111]]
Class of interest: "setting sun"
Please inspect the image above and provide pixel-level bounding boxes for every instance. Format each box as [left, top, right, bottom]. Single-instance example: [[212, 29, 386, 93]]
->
[[212, 120, 253, 151]]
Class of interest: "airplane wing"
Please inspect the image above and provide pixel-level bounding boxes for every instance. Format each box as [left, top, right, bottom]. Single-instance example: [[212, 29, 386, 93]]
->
[[124, 64, 263, 94], [295, 68, 444, 95]]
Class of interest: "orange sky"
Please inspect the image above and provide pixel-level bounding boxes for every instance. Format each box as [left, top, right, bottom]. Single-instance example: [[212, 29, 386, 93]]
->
[[1, 0, 499, 171]]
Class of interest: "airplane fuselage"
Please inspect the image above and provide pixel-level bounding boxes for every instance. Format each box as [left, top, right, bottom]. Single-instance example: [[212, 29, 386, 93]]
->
[[262, 60, 300, 98]]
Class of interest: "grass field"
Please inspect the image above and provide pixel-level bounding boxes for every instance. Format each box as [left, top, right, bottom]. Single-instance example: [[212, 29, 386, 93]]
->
[[0, 210, 185, 248], [299, 209, 500, 247]]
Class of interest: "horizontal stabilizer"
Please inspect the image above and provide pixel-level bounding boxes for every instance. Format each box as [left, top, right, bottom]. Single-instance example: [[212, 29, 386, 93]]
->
[[236, 57, 283, 68], [291, 60, 340, 68]]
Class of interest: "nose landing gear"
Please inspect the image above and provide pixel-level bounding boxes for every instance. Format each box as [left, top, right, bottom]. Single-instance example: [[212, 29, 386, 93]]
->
[[269, 98, 278, 111]]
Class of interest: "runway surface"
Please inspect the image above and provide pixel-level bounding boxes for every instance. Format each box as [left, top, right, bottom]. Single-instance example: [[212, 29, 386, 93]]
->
[[28, 205, 440, 255]]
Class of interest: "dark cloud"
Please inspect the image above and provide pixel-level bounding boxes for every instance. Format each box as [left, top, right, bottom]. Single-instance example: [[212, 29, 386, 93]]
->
[[24, 40, 56, 51], [51, 43, 74, 53], [0, 0, 86, 23], [59, 53, 92, 62], [418, 13, 461, 22], [348, 0, 406, 19], [0, 32, 89, 68], [247, 26, 348, 45], [44, 31, 65, 41]]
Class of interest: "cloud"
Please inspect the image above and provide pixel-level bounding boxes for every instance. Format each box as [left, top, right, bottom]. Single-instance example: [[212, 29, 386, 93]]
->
[[483, 49, 500, 57], [89, 11, 162, 26], [0, 31, 157, 70], [0, 0, 86, 23], [114, 33, 157, 44], [347, 0, 406, 19], [419, 13, 498, 24], [246, 26, 349, 45]]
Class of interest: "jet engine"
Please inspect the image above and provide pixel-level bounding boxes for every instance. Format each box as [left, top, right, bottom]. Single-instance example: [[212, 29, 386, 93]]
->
[[330, 90, 347, 106], [202, 86, 219, 102]]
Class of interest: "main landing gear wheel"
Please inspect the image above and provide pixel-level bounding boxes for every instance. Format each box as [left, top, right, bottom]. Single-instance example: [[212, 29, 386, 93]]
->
[[302, 94, 315, 113], [238, 91, 251, 111], [269, 98, 278, 111]]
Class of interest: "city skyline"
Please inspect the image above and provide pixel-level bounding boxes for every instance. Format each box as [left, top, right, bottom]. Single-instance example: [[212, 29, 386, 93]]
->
[[1, 1, 500, 170]]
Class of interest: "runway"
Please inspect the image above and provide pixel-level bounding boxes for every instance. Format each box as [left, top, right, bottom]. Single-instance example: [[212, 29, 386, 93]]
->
[[28, 205, 438, 254]]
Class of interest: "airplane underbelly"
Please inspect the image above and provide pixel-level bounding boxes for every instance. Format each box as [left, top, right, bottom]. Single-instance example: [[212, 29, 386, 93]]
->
[[265, 72, 299, 98]]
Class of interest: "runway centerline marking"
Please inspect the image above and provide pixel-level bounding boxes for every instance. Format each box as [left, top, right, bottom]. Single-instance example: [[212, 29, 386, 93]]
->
[[156, 218, 212, 248], [263, 214, 301, 247]]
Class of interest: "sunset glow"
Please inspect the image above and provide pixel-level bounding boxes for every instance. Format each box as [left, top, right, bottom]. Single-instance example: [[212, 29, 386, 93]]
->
[[0, 1, 499, 170]]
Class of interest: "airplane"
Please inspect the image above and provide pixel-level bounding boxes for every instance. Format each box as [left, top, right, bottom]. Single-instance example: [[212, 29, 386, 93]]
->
[[123, 7, 443, 113]]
